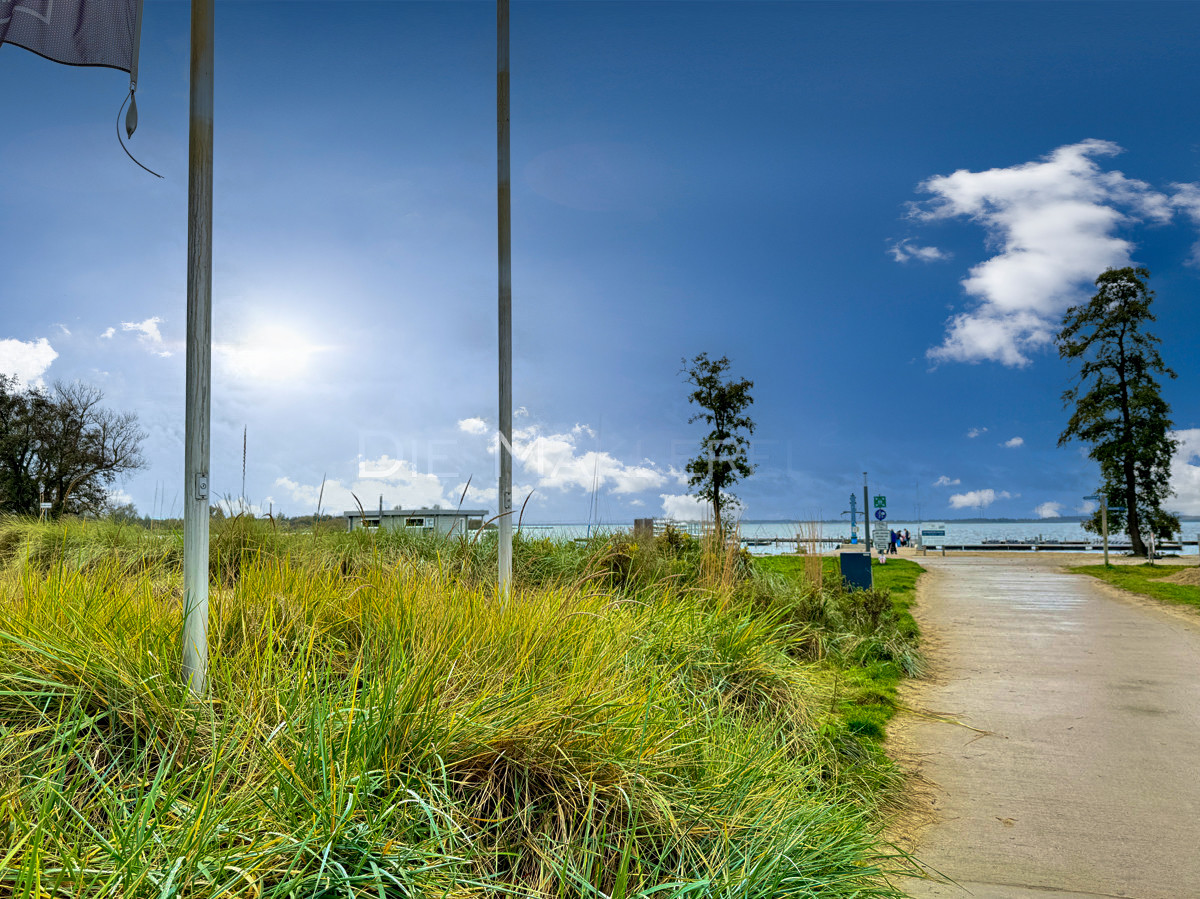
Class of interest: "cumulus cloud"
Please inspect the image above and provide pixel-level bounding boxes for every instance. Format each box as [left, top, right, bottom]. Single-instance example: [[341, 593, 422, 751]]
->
[[457, 417, 489, 436], [933, 475, 961, 487], [660, 493, 709, 520], [1034, 501, 1063, 519], [910, 140, 1172, 367], [0, 337, 58, 387], [1171, 183, 1200, 266], [462, 420, 672, 496], [966, 427, 988, 438], [276, 455, 458, 515], [948, 488, 1012, 510], [888, 239, 950, 263], [1077, 500, 1098, 515], [100, 327, 115, 339], [1003, 436, 1025, 448], [122, 317, 173, 357], [1169, 428, 1200, 516], [658, 493, 744, 521]]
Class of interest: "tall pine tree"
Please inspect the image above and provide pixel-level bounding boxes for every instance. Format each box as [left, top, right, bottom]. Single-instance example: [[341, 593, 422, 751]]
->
[[1057, 267, 1178, 556]]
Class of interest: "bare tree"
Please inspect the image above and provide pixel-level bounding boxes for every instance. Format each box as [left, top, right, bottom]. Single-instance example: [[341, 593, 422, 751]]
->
[[0, 376, 146, 517]]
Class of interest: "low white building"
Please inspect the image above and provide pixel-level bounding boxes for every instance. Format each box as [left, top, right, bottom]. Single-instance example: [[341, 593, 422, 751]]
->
[[344, 507, 488, 535]]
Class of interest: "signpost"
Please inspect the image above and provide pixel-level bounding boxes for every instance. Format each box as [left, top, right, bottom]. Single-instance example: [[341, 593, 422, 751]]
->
[[1085, 494, 1125, 567], [873, 495, 886, 509], [920, 523, 946, 556], [872, 522, 890, 557], [874, 508, 887, 521]]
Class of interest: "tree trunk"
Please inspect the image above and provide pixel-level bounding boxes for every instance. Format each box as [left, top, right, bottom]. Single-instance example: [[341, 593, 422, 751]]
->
[[1125, 468, 1145, 556], [1116, 326, 1147, 557]]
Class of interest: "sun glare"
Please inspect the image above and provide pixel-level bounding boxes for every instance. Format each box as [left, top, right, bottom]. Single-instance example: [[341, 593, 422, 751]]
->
[[217, 324, 323, 384]]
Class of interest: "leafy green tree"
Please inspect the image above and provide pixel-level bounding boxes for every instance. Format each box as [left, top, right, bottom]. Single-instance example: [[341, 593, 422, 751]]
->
[[682, 353, 755, 533], [0, 375, 147, 517], [1057, 266, 1179, 556]]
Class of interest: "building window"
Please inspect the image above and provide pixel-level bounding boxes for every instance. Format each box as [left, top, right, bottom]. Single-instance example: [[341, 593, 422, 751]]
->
[[405, 517, 426, 528]]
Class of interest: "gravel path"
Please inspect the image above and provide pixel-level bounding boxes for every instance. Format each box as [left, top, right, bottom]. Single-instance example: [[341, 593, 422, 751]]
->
[[891, 554, 1200, 899]]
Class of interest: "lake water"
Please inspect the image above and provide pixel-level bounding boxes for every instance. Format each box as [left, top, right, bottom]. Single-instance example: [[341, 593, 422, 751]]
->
[[519, 519, 1200, 555]]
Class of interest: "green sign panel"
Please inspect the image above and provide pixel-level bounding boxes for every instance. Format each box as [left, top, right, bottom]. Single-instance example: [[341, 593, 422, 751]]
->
[[873, 495, 886, 509]]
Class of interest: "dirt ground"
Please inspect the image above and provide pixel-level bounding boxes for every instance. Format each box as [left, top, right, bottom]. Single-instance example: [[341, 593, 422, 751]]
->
[[887, 553, 1200, 899]]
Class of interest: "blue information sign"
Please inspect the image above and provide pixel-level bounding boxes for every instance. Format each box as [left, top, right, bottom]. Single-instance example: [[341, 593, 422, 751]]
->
[[874, 509, 887, 521]]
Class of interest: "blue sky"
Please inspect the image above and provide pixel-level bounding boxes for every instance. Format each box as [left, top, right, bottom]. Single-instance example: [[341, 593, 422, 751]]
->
[[3, 0, 1199, 523]]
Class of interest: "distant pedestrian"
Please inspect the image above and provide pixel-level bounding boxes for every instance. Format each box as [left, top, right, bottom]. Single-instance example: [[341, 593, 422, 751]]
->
[[888, 529, 898, 554], [903, 528, 911, 547]]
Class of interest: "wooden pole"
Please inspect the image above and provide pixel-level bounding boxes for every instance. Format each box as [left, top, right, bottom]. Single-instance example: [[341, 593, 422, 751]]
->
[[497, 0, 513, 597], [182, 0, 213, 695]]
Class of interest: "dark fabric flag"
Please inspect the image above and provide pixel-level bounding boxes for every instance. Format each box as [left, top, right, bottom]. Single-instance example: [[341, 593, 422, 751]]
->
[[1, 0, 138, 72]]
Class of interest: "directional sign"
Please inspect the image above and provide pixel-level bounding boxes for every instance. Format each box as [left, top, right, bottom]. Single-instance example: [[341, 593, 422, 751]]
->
[[921, 528, 946, 538], [874, 508, 887, 521], [873, 495, 886, 509]]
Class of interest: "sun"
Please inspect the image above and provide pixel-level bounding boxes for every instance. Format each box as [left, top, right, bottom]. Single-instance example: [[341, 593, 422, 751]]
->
[[217, 323, 324, 383]]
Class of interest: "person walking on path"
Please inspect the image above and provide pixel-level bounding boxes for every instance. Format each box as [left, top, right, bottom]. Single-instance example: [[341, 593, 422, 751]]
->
[[888, 529, 898, 554]]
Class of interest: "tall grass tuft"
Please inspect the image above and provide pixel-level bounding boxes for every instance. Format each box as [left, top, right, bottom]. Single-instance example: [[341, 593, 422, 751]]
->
[[0, 516, 916, 897]]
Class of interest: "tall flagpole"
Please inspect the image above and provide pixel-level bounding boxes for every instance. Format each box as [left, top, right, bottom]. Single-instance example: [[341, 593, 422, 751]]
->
[[182, 0, 214, 694], [497, 0, 513, 597]]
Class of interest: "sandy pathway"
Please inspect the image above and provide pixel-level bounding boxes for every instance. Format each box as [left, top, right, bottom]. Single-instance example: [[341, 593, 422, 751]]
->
[[891, 554, 1200, 899]]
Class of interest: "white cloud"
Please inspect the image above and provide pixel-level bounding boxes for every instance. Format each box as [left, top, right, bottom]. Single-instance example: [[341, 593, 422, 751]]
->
[[0, 337, 58, 387], [1003, 436, 1025, 448], [966, 427, 988, 439], [660, 493, 708, 520], [1169, 428, 1200, 516], [466, 420, 672, 496], [948, 488, 1012, 510], [121, 317, 173, 357], [107, 488, 134, 507], [1171, 183, 1200, 266], [276, 454, 460, 516], [100, 327, 115, 339], [276, 458, 451, 516], [933, 476, 961, 487], [911, 140, 1172, 367], [55, 324, 71, 337], [1034, 501, 1063, 519], [1077, 500, 1097, 515], [888, 239, 950, 263], [659, 493, 746, 521], [457, 417, 489, 436]]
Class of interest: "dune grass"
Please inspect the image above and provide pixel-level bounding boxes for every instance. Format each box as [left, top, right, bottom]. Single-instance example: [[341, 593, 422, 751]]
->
[[1070, 562, 1200, 611], [753, 556, 922, 743], [0, 516, 920, 898]]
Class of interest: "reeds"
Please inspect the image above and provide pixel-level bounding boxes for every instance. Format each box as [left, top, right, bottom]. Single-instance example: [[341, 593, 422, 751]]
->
[[0, 516, 913, 898]]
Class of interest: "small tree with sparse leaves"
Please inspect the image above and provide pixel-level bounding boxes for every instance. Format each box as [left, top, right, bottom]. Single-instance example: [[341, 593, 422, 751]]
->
[[1057, 266, 1179, 556], [682, 353, 755, 534]]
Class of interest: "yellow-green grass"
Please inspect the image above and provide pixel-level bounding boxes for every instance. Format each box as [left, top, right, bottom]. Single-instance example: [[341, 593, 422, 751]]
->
[[1070, 562, 1200, 611], [0, 517, 916, 897]]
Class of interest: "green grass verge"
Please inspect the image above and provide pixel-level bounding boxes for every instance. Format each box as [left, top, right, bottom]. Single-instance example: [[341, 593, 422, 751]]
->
[[753, 554, 921, 744], [753, 556, 922, 744], [0, 516, 918, 898], [1070, 562, 1200, 610]]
